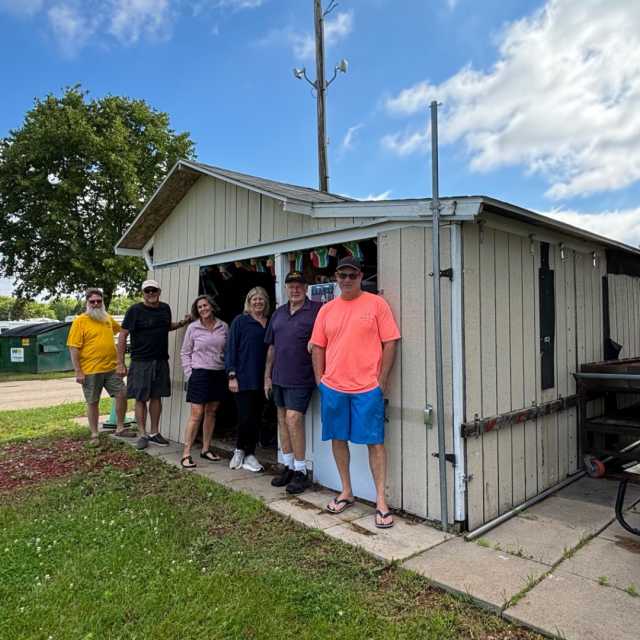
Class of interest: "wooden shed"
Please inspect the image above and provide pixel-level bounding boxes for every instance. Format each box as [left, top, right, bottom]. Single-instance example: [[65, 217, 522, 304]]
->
[[116, 160, 640, 532]]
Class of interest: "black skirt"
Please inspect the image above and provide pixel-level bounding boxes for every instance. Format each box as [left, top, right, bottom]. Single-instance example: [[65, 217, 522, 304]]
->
[[186, 368, 227, 404]]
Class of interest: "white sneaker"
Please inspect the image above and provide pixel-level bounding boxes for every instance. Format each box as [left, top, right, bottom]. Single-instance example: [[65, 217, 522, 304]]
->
[[242, 454, 263, 472], [229, 449, 245, 469]]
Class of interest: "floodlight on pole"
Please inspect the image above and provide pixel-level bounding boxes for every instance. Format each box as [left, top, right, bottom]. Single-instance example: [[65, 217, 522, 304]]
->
[[292, 0, 348, 192]]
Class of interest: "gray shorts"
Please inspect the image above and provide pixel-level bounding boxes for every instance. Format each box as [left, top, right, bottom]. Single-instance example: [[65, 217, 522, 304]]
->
[[82, 370, 125, 404], [127, 360, 171, 401]]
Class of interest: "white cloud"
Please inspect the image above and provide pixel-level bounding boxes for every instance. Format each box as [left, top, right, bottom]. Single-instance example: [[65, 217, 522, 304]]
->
[[47, 3, 98, 57], [363, 190, 392, 201], [260, 10, 353, 62], [108, 0, 171, 45], [381, 128, 428, 156], [2, 0, 264, 55], [341, 123, 363, 151], [383, 0, 640, 201], [544, 208, 640, 248]]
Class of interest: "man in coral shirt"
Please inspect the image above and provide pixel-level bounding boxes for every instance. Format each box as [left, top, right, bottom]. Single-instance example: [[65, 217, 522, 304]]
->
[[310, 256, 400, 528]]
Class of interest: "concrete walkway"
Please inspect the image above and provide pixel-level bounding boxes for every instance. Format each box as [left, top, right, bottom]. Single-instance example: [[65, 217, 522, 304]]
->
[[117, 434, 640, 640]]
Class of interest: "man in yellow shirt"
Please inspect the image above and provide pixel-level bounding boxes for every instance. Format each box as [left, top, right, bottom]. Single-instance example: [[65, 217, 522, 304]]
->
[[67, 288, 131, 441]]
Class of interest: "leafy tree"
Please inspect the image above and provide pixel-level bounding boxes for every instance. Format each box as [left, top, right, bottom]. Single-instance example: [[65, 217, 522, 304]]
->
[[49, 296, 83, 321], [0, 296, 56, 320], [108, 295, 141, 315], [0, 86, 195, 307]]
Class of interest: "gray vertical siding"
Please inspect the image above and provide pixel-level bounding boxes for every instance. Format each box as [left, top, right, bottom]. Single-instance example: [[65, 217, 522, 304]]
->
[[378, 226, 454, 523], [463, 222, 606, 530], [153, 175, 352, 264], [608, 273, 640, 409]]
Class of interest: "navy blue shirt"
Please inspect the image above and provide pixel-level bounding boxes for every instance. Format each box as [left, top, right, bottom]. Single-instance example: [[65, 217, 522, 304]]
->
[[225, 313, 268, 391], [265, 298, 322, 388]]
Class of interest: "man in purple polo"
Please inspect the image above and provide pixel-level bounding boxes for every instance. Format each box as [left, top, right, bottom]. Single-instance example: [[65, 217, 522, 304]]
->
[[264, 271, 322, 494]]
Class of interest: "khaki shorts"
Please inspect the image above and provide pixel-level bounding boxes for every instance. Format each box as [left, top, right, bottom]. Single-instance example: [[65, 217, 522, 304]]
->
[[82, 370, 125, 404]]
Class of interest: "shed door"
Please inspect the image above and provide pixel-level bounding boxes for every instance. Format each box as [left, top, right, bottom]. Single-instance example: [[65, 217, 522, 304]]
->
[[378, 227, 454, 522]]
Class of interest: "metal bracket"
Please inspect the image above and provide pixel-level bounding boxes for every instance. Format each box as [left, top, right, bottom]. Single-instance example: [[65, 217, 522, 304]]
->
[[424, 404, 433, 427], [428, 268, 453, 280], [432, 452, 457, 465]]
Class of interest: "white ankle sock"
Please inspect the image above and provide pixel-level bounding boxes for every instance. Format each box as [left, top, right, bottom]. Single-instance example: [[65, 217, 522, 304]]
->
[[294, 459, 306, 472], [283, 453, 294, 469]]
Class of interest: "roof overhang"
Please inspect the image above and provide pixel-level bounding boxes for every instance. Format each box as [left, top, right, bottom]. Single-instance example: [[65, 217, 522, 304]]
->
[[114, 160, 640, 263]]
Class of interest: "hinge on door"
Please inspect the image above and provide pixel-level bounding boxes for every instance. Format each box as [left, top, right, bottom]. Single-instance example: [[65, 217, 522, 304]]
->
[[427, 268, 454, 280]]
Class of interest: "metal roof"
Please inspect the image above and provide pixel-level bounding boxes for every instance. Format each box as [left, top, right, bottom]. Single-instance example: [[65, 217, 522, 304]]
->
[[185, 161, 352, 204], [115, 160, 640, 261]]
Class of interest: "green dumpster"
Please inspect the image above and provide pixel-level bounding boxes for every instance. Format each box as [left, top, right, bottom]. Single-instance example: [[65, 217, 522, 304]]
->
[[0, 322, 73, 374]]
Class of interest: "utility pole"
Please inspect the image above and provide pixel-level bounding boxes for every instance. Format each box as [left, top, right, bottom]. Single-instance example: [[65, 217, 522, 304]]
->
[[293, 1, 348, 193], [314, 0, 329, 192]]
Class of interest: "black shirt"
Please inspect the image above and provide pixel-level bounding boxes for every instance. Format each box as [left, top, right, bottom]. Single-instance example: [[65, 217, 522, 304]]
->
[[122, 302, 172, 361]]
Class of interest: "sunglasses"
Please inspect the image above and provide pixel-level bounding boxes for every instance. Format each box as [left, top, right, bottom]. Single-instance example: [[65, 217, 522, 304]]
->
[[143, 288, 159, 294], [336, 271, 360, 280], [88, 299, 103, 305]]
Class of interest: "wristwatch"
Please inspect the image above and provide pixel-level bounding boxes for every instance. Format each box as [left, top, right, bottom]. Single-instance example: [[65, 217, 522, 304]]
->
[[228, 372, 237, 380]]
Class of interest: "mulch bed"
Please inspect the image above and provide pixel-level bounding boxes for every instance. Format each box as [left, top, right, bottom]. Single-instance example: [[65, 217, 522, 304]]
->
[[0, 438, 139, 492]]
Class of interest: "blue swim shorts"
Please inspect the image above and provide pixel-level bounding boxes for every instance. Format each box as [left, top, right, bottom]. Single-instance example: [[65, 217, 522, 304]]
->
[[318, 383, 385, 445]]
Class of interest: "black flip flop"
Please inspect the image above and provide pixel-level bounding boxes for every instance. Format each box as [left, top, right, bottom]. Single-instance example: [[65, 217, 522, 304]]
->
[[200, 450, 221, 462], [375, 509, 394, 529], [326, 497, 355, 514], [181, 455, 196, 469]]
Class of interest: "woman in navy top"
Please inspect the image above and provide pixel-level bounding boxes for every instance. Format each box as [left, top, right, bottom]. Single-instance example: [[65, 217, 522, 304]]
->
[[225, 286, 270, 472]]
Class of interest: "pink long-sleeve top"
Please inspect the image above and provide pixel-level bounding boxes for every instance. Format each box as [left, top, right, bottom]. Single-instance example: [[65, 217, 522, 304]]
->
[[180, 318, 228, 378]]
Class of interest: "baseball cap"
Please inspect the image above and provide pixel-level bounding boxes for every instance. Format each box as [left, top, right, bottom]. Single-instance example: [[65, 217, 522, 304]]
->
[[336, 256, 362, 271], [285, 271, 307, 284], [141, 279, 160, 291]]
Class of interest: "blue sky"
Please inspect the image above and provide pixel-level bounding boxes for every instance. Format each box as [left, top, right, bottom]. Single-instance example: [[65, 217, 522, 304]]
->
[[2, 0, 640, 295]]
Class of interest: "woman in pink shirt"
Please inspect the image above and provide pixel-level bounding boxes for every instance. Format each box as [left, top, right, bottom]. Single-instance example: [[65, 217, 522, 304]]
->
[[179, 295, 228, 469]]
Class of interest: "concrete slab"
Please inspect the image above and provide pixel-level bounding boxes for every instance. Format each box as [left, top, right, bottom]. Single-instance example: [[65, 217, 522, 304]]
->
[[269, 493, 375, 531], [599, 511, 640, 544], [482, 514, 586, 565], [517, 495, 614, 535], [225, 474, 291, 503], [323, 515, 451, 563], [561, 536, 640, 592], [505, 570, 640, 640], [556, 476, 640, 509], [404, 538, 549, 612], [288, 488, 376, 522], [144, 442, 184, 457], [190, 460, 259, 484]]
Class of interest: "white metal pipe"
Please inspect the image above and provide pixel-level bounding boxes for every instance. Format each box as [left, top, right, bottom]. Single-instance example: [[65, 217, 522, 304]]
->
[[430, 101, 449, 532], [466, 438, 640, 540], [450, 223, 466, 522]]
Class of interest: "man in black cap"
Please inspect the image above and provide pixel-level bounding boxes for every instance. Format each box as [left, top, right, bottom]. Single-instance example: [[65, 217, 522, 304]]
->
[[264, 271, 322, 493]]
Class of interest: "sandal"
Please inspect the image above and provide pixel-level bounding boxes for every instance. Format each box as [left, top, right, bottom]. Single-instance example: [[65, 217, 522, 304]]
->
[[180, 455, 197, 469], [375, 509, 394, 529], [200, 449, 221, 462], [326, 497, 355, 514]]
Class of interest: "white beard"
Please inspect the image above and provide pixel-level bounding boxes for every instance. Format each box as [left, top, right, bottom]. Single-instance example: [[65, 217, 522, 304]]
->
[[86, 306, 109, 323]]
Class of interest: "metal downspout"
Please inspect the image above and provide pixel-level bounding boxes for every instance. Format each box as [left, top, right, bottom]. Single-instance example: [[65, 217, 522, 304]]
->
[[430, 101, 449, 531]]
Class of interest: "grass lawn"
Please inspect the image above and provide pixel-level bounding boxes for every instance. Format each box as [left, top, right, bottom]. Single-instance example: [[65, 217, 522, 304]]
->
[[0, 406, 541, 640]]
